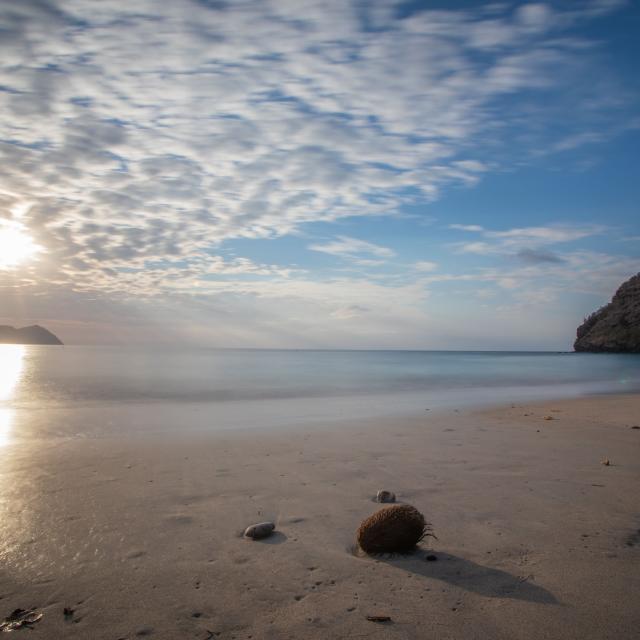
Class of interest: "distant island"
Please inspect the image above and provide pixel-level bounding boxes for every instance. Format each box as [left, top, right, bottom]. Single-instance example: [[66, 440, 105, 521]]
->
[[0, 325, 63, 345], [575, 272, 640, 353]]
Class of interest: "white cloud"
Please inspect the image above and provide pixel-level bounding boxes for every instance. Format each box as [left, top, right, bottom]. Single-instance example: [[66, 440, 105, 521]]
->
[[486, 225, 604, 244], [423, 249, 638, 302], [0, 0, 635, 348], [449, 224, 485, 232], [413, 260, 439, 272], [0, 0, 632, 300], [452, 223, 605, 257], [330, 305, 370, 320], [309, 236, 395, 262], [458, 241, 495, 255]]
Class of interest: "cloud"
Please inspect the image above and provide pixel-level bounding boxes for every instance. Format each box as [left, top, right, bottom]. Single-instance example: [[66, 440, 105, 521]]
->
[[486, 225, 604, 245], [0, 0, 634, 300], [330, 304, 370, 320], [309, 236, 395, 262], [1, 270, 435, 347], [457, 241, 495, 255], [452, 223, 605, 257], [515, 248, 566, 264], [0, 0, 635, 349], [413, 260, 438, 272], [449, 224, 485, 232]]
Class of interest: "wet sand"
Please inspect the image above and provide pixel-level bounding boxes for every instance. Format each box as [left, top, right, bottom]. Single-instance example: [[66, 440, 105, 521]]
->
[[1, 394, 639, 639]]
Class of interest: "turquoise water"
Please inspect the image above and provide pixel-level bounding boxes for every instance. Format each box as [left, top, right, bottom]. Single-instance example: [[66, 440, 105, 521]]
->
[[2, 346, 640, 439]]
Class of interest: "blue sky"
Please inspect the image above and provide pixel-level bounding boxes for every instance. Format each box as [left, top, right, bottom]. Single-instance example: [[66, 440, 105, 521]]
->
[[0, 0, 638, 349]]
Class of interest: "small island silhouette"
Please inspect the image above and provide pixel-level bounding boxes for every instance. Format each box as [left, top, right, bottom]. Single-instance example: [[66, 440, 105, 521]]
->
[[0, 325, 63, 345]]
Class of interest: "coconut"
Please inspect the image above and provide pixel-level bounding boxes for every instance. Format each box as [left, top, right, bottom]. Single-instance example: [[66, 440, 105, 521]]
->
[[356, 504, 431, 554]]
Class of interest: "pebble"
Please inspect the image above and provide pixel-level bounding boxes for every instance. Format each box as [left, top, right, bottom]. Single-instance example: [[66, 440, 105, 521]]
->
[[376, 490, 396, 503], [244, 522, 275, 539]]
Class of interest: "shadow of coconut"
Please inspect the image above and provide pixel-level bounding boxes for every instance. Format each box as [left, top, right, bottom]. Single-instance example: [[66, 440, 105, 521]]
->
[[379, 549, 558, 604], [348, 542, 428, 560], [252, 531, 288, 545]]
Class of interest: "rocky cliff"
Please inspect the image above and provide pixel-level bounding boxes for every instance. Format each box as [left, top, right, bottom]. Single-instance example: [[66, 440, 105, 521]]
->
[[0, 325, 63, 345], [574, 273, 640, 352]]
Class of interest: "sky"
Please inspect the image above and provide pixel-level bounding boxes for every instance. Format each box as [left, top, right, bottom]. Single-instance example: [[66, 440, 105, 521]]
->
[[0, 0, 639, 350]]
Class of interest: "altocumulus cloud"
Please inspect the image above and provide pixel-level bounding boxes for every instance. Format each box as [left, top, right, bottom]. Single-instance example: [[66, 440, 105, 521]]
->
[[0, 0, 637, 346], [309, 236, 395, 263]]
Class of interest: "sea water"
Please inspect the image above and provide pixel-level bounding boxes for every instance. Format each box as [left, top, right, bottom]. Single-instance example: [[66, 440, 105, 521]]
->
[[2, 345, 640, 441]]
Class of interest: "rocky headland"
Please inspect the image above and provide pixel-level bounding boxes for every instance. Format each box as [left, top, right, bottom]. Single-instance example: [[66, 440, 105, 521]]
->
[[574, 272, 640, 352]]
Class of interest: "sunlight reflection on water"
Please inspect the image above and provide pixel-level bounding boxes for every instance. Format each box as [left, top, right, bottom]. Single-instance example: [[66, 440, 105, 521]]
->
[[0, 345, 25, 446], [0, 408, 13, 447]]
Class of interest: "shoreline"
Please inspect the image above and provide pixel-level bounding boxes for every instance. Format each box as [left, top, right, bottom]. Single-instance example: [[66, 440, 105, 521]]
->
[[7, 384, 640, 445], [1, 393, 639, 639]]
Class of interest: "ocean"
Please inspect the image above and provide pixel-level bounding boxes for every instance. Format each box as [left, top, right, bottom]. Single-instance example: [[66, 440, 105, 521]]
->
[[2, 345, 640, 442]]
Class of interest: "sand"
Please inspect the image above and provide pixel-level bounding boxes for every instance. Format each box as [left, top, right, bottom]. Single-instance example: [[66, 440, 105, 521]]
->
[[1, 394, 639, 639]]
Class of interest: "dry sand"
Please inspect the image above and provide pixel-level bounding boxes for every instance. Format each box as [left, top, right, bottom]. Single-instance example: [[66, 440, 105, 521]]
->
[[1, 394, 639, 639]]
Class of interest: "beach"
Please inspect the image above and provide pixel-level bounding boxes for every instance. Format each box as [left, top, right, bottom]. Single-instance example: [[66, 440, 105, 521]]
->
[[1, 393, 639, 639], [2, 0, 639, 637]]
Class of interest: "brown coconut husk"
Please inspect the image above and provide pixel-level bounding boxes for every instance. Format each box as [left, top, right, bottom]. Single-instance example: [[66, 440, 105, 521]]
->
[[356, 504, 432, 555]]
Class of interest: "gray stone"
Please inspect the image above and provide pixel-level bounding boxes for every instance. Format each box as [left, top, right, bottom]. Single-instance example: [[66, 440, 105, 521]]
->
[[244, 521, 275, 539], [376, 490, 396, 503]]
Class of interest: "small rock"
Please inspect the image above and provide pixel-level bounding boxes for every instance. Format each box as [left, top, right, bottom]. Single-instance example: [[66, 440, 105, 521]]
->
[[543, 416, 554, 421], [366, 615, 391, 622], [63, 607, 74, 619], [631, 426, 640, 430], [376, 490, 396, 503], [601, 458, 611, 466], [244, 522, 275, 539], [425, 554, 438, 562]]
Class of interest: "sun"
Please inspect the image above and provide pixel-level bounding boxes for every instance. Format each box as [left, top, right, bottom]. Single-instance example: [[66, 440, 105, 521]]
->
[[0, 225, 40, 268]]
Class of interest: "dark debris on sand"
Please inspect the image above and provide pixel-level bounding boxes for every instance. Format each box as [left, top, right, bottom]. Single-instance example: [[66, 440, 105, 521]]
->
[[0, 608, 44, 631], [366, 615, 392, 623]]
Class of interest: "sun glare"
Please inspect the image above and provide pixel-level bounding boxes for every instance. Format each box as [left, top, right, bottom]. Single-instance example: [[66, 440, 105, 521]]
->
[[0, 225, 40, 268], [0, 408, 14, 447], [0, 345, 25, 402], [0, 345, 25, 447]]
